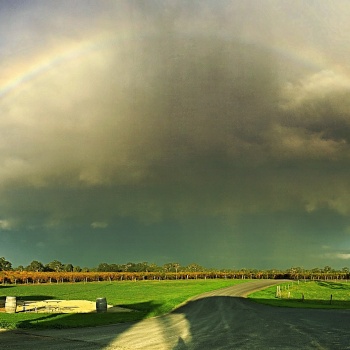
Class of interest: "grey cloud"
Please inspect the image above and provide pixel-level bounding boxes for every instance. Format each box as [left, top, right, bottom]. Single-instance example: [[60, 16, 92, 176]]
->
[[1, 26, 279, 187]]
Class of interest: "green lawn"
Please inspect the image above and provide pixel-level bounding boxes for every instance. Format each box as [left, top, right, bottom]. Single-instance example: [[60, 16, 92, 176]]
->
[[248, 280, 350, 309], [0, 279, 248, 329]]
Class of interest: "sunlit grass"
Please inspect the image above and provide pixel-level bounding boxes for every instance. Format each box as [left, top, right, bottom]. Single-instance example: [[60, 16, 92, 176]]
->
[[248, 280, 350, 309], [0, 279, 248, 329]]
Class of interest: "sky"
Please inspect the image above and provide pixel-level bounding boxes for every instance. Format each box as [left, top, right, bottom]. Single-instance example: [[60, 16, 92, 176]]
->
[[1, 0, 350, 270]]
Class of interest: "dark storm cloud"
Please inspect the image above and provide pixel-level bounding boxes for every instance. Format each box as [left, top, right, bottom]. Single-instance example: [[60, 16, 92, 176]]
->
[[1, 1, 350, 267]]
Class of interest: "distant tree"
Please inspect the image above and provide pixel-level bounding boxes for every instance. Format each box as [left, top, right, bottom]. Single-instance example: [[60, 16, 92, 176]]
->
[[97, 263, 111, 272], [288, 267, 301, 279], [46, 260, 64, 272], [147, 263, 160, 272], [311, 267, 321, 279], [0, 257, 12, 271], [323, 265, 332, 273], [163, 262, 181, 273], [122, 262, 134, 272], [128, 262, 139, 272], [109, 264, 121, 272], [249, 269, 259, 278], [26, 260, 44, 272], [341, 267, 349, 274], [134, 262, 149, 272], [173, 263, 181, 274], [73, 265, 82, 272], [163, 263, 173, 272], [172, 263, 181, 279], [16, 265, 25, 271], [64, 263, 74, 272], [185, 263, 204, 272]]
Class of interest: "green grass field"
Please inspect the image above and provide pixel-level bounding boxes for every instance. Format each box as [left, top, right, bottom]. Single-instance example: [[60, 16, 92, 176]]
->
[[248, 280, 350, 309], [0, 279, 248, 329]]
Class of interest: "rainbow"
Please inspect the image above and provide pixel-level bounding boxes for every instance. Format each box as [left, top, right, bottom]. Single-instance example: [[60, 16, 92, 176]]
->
[[0, 31, 329, 100], [0, 33, 116, 100]]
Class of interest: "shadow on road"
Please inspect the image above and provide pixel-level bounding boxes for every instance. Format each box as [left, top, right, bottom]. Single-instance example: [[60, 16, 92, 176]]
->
[[97, 294, 350, 349]]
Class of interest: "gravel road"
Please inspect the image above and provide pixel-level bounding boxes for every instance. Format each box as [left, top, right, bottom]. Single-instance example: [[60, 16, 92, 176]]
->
[[1, 280, 349, 349]]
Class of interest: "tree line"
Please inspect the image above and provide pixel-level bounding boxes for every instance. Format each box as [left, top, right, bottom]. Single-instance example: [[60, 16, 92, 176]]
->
[[0, 257, 349, 281], [0, 257, 203, 274]]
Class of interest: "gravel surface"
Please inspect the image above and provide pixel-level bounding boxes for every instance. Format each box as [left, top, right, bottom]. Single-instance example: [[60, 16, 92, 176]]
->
[[9, 299, 131, 313], [1, 280, 349, 350]]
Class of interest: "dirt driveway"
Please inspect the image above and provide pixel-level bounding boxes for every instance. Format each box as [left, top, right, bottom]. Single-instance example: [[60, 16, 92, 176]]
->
[[2, 299, 132, 314], [1, 280, 349, 350]]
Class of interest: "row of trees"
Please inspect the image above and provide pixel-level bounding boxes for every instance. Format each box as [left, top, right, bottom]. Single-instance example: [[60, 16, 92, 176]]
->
[[1, 257, 349, 281], [0, 270, 257, 284], [0, 269, 349, 285], [0, 257, 204, 274]]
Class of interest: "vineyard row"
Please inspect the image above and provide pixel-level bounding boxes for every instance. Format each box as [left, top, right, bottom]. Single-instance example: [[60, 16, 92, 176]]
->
[[0, 271, 349, 284]]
